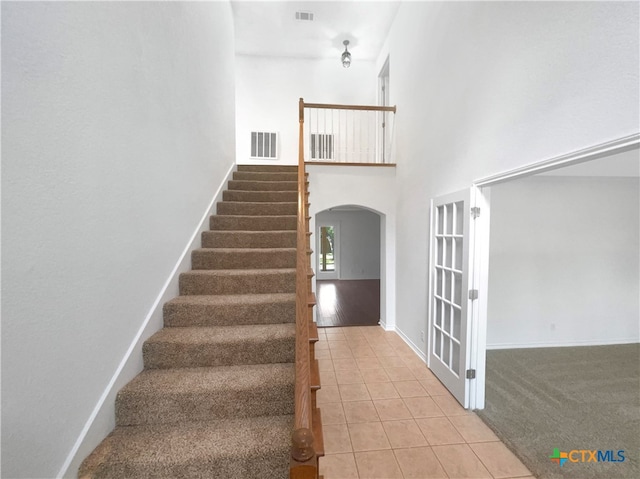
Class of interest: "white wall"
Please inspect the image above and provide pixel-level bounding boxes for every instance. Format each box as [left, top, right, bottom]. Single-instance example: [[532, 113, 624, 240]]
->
[[384, 1, 639, 355], [316, 209, 381, 280], [308, 165, 396, 329], [487, 176, 640, 348], [235, 55, 377, 164], [1, 2, 236, 478]]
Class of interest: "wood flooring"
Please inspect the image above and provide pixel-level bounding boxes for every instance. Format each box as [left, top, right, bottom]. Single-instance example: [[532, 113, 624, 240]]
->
[[316, 279, 380, 328]]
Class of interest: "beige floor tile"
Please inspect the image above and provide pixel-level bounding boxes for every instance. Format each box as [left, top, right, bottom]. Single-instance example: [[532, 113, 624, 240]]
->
[[356, 357, 383, 370], [409, 366, 438, 381], [432, 444, 492, 478], [317, 384, 341, 405], [378, 356, 407, 368], [335, 368, 365, 385], [432, 393, 468, 416], [330, 348, 355, 359], [415, 417, 465, 445], [320, 368, 337, 386], [328, 339, 350, 350], [394, 446, 448, 478], [365, 382, 399, 400], [393, 380, 428, 397], [319, 453, 359, 479], [419, 378, 450, 396], [373, 398, 413, 421], [449, 414, 499, 443], [332, 358, 358, 371], [323, 423, 353, 454], [339, 383, 371, 402], [374, 346, 398, 357], [403, 396, 445, 418], [400, 355, 427, 368], [318, 358, 334, 371], [354, 450, 403, 479], [320, 402, 346, 425], [360, 368, 391, 383], [348, 421, 391, 452], [342, 400, 380, 423], [384, 366, 416, 381], [315, 340, 329, 350], [314, 348, 332, 360], [350, 346, 377, 358], [470, 441, 532, 478], [325, 331, 347, 340], [381, 419, 428, 448]]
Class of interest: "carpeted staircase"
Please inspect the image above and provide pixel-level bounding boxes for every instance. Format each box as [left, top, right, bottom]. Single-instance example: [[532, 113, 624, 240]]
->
[[79, 165, 300, 479]]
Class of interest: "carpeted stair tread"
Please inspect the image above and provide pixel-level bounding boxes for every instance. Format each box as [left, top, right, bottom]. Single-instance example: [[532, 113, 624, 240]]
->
[[227, 180, 297, 191], [201, 230, 296, 248], [216, 201, 296, 216], [116, 363, 294, 425], [233, 171, 297, 182], [223, 190, 298, 202], [163, 293, 295, 327], [238, 165, 297, 172], [210, 215, 296, 231], [192, 248, 296, 270], [143, 324, 295, 368], [179, 268, 296, 295], [78, 414, 293, 479]]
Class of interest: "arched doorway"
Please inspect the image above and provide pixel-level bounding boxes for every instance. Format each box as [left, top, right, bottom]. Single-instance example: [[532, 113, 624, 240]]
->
[[314, 205, 381, 327]]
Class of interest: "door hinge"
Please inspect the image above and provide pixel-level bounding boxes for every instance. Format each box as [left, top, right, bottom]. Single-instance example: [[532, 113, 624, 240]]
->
[[466, 369, 476, 379], [468, 289, 478, 300], [471, 207, 481, 219]]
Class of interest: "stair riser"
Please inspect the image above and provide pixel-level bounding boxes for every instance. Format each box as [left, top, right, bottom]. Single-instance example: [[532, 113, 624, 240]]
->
[[238, 165, 297, 173], [179, 271, 296, 295], [192, 250, 296, 270], [143, 337, 295, 368], [202, 231, 296, 248], [116, 385, 294, 426], [233, 171, 298, 182], [163, 300, 295, 327], [227, 180, 297, 191], [217, 202, 297, 216], [222, 190, 298, 203], [210, 215, 296, 231]]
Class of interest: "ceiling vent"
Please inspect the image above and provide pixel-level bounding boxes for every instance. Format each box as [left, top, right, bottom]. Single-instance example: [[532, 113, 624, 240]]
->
[[295, 11, 314, 21]]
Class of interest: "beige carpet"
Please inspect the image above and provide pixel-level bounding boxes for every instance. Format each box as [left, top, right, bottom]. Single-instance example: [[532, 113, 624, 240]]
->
[[79, 165, 300, 478]]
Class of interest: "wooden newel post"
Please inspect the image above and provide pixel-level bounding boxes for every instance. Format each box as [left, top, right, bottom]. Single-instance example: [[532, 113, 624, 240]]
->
[[291, 428, 315, 462]]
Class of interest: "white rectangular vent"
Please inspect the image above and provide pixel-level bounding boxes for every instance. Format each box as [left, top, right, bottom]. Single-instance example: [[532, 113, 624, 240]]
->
[[250, 132, 278, 159], [295, 11, 314, 21], [310, 133, 334, 160]]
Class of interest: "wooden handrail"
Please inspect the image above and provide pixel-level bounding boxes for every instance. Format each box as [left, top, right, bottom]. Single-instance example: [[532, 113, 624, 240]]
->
[[302, 101, 397, 113], [291, 98, 317, 478]]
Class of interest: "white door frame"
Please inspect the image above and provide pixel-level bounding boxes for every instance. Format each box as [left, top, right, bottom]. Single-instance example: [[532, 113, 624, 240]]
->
[[467, 133, 639, 410]]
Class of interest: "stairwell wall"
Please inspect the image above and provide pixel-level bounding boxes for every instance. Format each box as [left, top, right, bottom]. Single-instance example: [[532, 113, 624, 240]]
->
[[1, 2, 236, 477], [382, 2, 639, 356]]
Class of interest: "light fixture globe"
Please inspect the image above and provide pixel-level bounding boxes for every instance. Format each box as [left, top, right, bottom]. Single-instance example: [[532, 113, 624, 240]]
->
[[341, 40, 351, 68]]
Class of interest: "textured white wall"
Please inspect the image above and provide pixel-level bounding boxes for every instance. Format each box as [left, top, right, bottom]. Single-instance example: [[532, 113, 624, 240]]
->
[[307, 165, 396, 329], [1, 2, 236, 477], [235, 55, 377, 164], [316, 209, 381, 280], [487, 176, 640, 348], [384, 1, 639, 354]]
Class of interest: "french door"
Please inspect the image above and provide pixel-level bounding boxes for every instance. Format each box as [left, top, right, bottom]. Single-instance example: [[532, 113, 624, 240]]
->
[[428, 188, 479, 408]]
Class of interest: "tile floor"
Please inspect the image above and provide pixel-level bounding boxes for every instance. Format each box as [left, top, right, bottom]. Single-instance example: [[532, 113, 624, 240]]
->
[[316, 326, 534, 479]]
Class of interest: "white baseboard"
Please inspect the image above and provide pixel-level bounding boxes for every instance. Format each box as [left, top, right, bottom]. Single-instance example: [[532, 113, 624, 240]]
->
[[487, 337, 640, 350], [394, 326, 427, 363], [58, 163, 236, 478]]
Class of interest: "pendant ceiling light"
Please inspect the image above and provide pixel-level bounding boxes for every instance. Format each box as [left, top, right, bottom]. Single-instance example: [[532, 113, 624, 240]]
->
[[341, 40, 351, 68]]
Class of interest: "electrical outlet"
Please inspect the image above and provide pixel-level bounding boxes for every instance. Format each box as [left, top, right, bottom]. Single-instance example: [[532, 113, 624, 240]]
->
[[420, 330, 425, 342]]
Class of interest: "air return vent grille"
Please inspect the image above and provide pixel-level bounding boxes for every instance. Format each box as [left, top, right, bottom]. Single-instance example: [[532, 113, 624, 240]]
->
[[250, 132, 278, 159], [295, 11, 314, 21], [310, 133, 334, 160]]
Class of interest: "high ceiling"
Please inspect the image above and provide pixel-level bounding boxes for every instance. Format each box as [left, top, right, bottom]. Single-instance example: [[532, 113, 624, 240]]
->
[[231, 1, 400, 61]]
